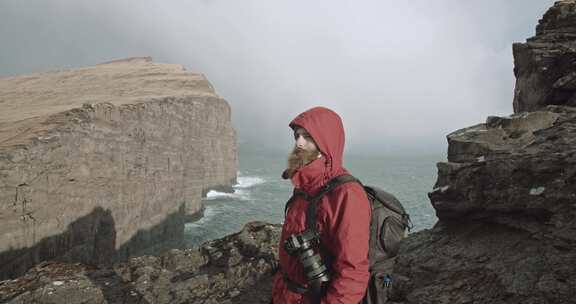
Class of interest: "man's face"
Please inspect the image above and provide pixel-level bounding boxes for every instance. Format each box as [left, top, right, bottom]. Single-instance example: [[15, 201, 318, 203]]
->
[[284, 127, 321, 177], [294, 127, 318, 153]]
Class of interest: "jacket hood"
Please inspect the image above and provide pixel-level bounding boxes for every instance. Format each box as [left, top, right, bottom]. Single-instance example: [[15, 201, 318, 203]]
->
[[290, 106, 345, 169], [287, 106, 348, 194]]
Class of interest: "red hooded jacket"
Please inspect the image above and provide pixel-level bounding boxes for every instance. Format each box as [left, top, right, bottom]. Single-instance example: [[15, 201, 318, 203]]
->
[[272, 107, 371, 304]]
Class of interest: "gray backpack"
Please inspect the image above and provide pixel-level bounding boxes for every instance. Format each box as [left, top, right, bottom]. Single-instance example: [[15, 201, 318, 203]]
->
[[286, 174, 412, 304], [361, 183, 412, 304]]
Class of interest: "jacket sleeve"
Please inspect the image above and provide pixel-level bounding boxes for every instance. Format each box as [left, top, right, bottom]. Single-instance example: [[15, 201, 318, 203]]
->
[[320, 184, 371, 304]]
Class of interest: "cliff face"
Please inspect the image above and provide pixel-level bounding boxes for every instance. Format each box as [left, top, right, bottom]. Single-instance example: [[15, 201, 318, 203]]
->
[[513, 0, 576, 112], [0, 57, 237, 280], [389, 2, 576, 303]]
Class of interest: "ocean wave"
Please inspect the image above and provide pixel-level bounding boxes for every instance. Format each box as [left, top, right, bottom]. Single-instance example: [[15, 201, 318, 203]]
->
[[205, 189, 250, 201], [201, 172, 267, 202], [234, 175, 265, 189], [184, 205, 220, 230]]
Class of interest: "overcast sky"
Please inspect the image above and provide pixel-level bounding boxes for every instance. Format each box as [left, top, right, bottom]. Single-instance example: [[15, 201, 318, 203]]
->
[[0, 0, 556, 156]]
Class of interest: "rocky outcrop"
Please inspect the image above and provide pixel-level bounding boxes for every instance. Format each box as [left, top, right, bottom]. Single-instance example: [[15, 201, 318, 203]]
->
[[0, 222, 279, 304], [388, 2, 576, 303], [388, 105, 576, 303], [0, 57, 237, 280], [513, 0, 576, 112]]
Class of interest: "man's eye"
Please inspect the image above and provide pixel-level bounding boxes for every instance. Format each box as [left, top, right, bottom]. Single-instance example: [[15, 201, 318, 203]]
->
[[294, 132, 311, 140]]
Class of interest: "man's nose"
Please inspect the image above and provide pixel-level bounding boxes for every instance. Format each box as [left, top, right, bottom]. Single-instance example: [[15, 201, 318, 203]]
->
[[296, 135, 305, 147]]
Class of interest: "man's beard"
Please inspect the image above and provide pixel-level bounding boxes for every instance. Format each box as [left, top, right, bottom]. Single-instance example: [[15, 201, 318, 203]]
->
[[282, 146, 321, 179]]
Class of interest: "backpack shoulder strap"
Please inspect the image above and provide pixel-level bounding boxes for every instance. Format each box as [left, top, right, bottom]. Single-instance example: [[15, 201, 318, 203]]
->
[[303, 174, 364, 271], [364, 186, 414, 231], [284, 188, 309, 216], [284, 174, 361, 217], [314, 174, 361, 202], [364, 186, 405, 216], [305, 174, 361, 232]]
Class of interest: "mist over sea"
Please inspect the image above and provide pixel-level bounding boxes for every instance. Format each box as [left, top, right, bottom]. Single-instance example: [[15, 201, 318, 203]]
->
[[184, 147, 443, 248]]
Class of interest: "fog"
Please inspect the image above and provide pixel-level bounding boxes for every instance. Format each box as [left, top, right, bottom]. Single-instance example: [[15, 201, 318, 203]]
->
[[0, 0, 555, 156]]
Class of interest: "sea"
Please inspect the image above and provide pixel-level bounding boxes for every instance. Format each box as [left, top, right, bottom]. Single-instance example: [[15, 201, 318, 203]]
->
[[183, 149, 444, 248]]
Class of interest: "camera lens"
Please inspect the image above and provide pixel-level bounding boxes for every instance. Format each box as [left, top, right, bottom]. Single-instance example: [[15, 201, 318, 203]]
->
[[285, 231, 331, 284]]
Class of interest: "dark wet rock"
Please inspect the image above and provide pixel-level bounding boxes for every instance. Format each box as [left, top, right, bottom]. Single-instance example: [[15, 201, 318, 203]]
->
[[0, 222, 281, 304], [388, 126, 576, 303], [385, 2, 576, 302], [389, 220, 576, 304], [513, 0, 576, 112], [434, 105, 576, 224], [389, 100, 576, 303]]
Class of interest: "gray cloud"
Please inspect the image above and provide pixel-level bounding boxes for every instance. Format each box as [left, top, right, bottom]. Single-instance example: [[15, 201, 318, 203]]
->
[[0, 0, 556, 155]]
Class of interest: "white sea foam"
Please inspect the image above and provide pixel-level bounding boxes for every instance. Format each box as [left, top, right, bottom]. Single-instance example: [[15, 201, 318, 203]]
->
[[234, 175, 266, 189], [206, 190, 236, 199], [205, 189, 251, 201], [202, 173, 266, 201]]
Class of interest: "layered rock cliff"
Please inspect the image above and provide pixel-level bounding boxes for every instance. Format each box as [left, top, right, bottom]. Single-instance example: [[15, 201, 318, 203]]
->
[[514, 0, 576, 112], [388, 2, 576, 303], [0, 57, 237, 280]]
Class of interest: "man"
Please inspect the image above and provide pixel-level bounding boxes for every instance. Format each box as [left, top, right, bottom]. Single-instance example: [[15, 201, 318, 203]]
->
[[272, 106, 371, 304]]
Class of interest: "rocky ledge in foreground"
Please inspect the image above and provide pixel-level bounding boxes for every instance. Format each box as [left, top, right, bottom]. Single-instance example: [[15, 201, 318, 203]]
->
[[0, 222, 280, 304], [388, 105, 576, 304]]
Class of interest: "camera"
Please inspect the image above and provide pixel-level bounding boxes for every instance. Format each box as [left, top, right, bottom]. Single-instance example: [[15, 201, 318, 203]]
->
[[284, 229, 331, 285]]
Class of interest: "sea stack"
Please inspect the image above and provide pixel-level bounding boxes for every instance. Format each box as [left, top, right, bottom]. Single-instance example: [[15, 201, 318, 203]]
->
[[0, 57, 237, 280]]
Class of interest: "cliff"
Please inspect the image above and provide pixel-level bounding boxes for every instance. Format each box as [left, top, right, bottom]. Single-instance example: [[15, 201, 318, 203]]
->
[[0, 57, 237, 280], [388, 2, 576, 303], [514, 0, 576, 112]]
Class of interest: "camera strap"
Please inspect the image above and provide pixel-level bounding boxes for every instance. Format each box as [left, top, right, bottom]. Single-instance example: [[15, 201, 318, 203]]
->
[[284, 174, 361, 221], [282, 174, 362, 303], [283, 272, 308, 294]]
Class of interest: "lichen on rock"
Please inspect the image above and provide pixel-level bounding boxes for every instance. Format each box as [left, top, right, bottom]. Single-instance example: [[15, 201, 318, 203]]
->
[[0, 222, 280, 304]]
